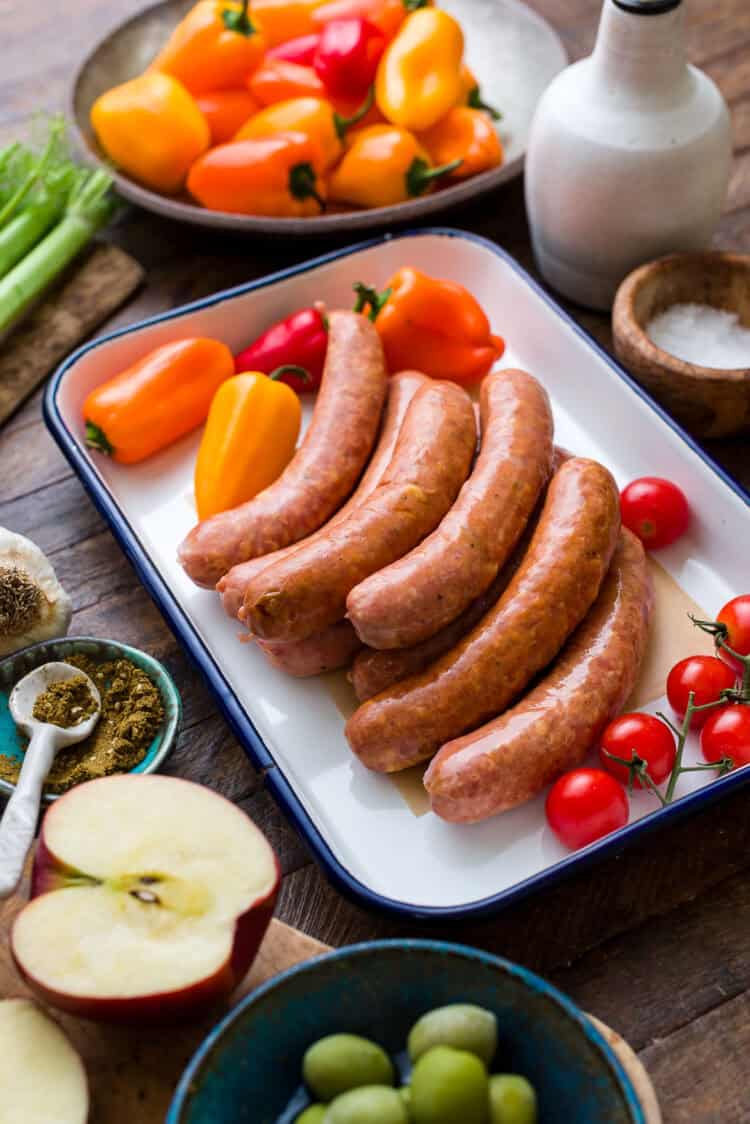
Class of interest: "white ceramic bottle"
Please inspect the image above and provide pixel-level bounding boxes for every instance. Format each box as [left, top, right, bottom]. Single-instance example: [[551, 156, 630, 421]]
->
[[525, 0, 732, 310]]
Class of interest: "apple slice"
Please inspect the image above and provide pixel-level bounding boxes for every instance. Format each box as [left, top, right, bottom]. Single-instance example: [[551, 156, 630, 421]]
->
[[0, 998, 88, 1123], [12, 774, 280, 1023]]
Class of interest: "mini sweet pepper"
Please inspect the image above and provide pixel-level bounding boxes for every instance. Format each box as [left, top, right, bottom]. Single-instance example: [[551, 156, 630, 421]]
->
[[194, 372, 302, 519], [375, 8, 464, 131], [84, 338, 234, 464], [150, 0, 266, 94], [234, 93, 373, 169], [313, 0, 428, 44], [252, 0, 329, 47], [267, 33, 321, 65], [235, 305, 328, 392], [328, 124, 460, 208], [417, 106, 503, 180], [353, 267, 505, 383], [187, 131, 327, 215], [459, 64, 502, 119], [313, 18, 386, 99], [249, 59, 327, 105], [195, 89, 260, 144], [90, 73, 210, 194]]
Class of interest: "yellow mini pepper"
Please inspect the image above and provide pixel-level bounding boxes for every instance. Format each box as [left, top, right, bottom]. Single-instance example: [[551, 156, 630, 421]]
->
[[90, 73, 210, 194], [234, 92, 373, 169], [328, 124, 459, 208], [194, 372, 301, 519], [375, 8, 464, 131], [252, 0, 329, 46], [150, 0, 266, 94]]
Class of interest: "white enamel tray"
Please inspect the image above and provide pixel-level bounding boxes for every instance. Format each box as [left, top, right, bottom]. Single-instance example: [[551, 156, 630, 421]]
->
[[45, 230, 750, 920]]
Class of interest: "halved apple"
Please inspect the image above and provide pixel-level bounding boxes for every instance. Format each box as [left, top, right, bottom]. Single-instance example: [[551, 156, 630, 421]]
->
[[0, 998, 88, 1123], [12, 774, 280, 1023]]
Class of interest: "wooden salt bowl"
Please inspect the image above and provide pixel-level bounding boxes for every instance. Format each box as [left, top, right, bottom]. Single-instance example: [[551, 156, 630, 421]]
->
[[612, 251, 750, 438]]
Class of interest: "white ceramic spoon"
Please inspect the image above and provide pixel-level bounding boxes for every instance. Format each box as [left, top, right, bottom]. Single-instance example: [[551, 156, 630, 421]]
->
[[0, 662, 101, 898]]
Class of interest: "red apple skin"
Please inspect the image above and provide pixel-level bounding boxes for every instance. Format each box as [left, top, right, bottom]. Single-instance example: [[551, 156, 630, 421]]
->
[[13, 788, 282, 1025]]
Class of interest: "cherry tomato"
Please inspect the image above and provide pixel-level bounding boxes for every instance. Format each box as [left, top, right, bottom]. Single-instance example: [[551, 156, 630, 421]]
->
[[700, 704, 750, 769], [666, 655, 737, 728], [620, 477, 689, 550], [716, 595, 750, 675], [545, 768, 629, 851], [598, 713, 676, 786]]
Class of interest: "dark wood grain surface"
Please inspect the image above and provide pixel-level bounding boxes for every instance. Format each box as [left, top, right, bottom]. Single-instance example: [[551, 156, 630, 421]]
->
[[2, 2, 749, 1121]]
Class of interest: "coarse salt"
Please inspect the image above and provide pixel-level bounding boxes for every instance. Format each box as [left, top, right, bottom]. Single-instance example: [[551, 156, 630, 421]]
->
[[647, 303, 750, 369]]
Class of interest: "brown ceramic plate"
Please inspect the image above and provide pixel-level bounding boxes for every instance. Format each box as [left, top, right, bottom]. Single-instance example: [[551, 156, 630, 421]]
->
[[68, 0, 567, 235]]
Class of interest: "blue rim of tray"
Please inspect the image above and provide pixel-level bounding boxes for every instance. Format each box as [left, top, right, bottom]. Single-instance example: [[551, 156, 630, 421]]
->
[[166, 939, 646, 1124], [44, 227, 750, 923]]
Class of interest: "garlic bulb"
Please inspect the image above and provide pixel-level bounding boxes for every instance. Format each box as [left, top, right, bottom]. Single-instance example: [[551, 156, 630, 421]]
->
[[0, 528, 72, 657]]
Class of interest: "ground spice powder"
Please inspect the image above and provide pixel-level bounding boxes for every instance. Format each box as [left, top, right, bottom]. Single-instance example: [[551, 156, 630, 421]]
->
[[0, 654, 164, 794], [32, 675, 97, 728]]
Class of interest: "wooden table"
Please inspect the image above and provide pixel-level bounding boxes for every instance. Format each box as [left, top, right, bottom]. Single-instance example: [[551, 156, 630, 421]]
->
[[2, 2, 749, 1120]]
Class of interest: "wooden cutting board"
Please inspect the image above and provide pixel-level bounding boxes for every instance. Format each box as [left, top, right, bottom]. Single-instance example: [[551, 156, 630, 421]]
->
[[0, 871, 661, 1124]]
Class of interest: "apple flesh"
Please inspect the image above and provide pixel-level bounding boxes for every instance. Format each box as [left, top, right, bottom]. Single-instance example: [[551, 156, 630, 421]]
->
[[12, 774, 280, 1023], [0, 998, 89, 1123]]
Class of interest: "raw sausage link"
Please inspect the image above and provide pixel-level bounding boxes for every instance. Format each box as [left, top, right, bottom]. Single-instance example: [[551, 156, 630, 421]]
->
[[347, 369, 554, 649], [345, 457, 621, 773], [425, 530, 653, 822], [218, 370, 428, 619], [178, 311, 387, 587], [349, 448, 570, 700], [256, 621, 363, 677], [241, 380, 477, 642]]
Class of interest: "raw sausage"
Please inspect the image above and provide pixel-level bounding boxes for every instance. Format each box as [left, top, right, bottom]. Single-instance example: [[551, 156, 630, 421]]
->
[[178, 311, 387, 587], [424, 530, 653, 822], [347, 369, 554, 649], [241, 380, 477, 642], [349, 448, 570, 700], [256, 621, 363, 677], [218, 370, 428, 619], [345, 457, 621, 773]]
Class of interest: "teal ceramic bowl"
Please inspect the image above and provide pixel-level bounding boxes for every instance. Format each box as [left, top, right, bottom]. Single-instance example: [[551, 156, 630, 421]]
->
[[0, 635, 181, 802], [168, 941, 646, 1124]]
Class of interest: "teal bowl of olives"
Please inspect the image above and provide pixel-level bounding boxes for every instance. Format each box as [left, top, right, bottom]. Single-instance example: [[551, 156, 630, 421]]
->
[[167, 941, 646, 1124]]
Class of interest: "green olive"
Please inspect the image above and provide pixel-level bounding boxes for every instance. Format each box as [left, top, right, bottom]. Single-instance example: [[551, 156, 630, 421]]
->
[[399, 1085, 412, 1112], [323, 1086, 409, 1124], [296, 1107, 327, 1124], [408, 1005, 498, 1066], [488, 1075, 538, 1124], [303, 1034, 395, 1101], [410, 1045, 489, 1124]]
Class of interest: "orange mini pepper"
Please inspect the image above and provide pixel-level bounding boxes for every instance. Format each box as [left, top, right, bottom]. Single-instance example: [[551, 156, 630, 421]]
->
[[417, 107, 503, 180], [328, 124, 459, 207], [375, 8, 464, 131], [83, 338, 234, 464], [458, 64, 502, 119], [150, 0, 265, 94], [195, 89, 260, 143], [234, 93, 372, 169], [353, 267, 505, 384], [252, 0, 329, 47], [194, 372, 301, 519], [187, 131, 327, 215], [313, 0, 428, 43], [248, 58, 327, 105], [91, 73, 209, 195]]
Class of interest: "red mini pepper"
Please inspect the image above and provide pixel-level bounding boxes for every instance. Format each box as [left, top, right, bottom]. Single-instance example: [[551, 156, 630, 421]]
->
[[313, 18, 386, 99], [267, 32, 321, 65], [234, 304, 328, 391]]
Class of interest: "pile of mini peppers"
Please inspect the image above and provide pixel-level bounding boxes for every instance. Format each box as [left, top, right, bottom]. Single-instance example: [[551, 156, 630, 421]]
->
[[82, 268, 504, 513], [89, 0, 503, 216]]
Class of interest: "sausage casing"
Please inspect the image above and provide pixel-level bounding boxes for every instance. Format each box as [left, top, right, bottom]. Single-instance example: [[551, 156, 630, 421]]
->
[[256, 621, 363, 677], [347, 369, 554, 649], [241, 380, 477, 642], [217, 370, 428, 619], [425, 530, 653, 822], [178, 311, 387, 587], [345, 457, 621, 773]]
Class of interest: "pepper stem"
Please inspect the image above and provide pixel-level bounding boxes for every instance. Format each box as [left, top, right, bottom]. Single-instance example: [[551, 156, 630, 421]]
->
[[403, 0, 429, 9], [85, 420, 114, 457], [353, 282, 392, 321], [333, 87, 375, 140], [222, 0, 256, 36], [406, 156, 463, 197], [467, 85, 503, 121], [269, 364, 312, 383], [288, 162, 325, 211]]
